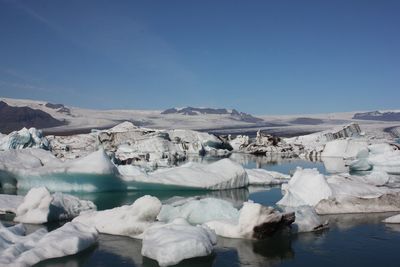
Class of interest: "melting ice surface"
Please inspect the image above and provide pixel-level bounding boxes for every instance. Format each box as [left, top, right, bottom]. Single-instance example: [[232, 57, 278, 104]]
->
[[2, 154, 400, 267]]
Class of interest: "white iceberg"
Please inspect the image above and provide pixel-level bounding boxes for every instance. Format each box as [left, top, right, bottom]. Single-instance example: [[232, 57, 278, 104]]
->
[[123, 158, 248, 190], [0, 148, 124, 192], [383, 214, 400, 224], [205, 201, 294, 239], [285, 206, 328, 233], [350, 143, 400, 174], [141, 218, 217, 266], [158, 197, 239, 224], [14, 187, 96, 224], [73, 195, 161, 238], [245, 168, 290, 185], [0, 127, 49, 151], [278, 167, 400, 214], [0, 221, 98, 266], [277, 168, 333, 207], [0, 194, 24, 214], [321, 138, 368, 158]]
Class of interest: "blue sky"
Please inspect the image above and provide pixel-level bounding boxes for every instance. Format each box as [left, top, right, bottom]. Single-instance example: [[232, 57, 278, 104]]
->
[[0, 0, 399, 114]]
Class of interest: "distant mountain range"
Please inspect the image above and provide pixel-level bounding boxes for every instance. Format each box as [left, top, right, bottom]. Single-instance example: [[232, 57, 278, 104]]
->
[[0, 101, 66, 133], [353, 111, 400, 121], [161, 107, 264, 123]]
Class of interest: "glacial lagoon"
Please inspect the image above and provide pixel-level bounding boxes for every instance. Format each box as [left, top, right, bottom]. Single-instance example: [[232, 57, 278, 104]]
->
[[2, 154, 400, 267]]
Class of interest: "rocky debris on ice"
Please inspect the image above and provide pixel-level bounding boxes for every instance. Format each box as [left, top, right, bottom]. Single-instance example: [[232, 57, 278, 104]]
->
[[0, 194, 24, 214], [141, 218, 217, 266], [122, 158, 249, 190], [73, 195, 161, 238], [0, 221, 98, 266], [278, 167, 400, 214], [0, 127, 49, 151], [47, 132, 98, 160], [350, 143, 400, 174], [48, 122, 229, 168], [158, 198, 240, 224], [245, 168, 290, 185], [285, 123, 362, 159], [205, 201, 295, 239], [14, 187, 96, 224], [383, 214, 400, 224], [231, 130, 304, 157]]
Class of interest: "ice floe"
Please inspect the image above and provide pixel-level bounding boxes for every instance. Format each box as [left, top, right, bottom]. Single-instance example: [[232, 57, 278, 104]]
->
[[350, 143, 400, 174], [278, 167, 400, 214], [73, 195, 161, 238], [141, 218, 217, 266], [14, 187, 96, 224], [383, 214, 400, 224], [205, 201, 294, 239], [0, 127, 49, 151], [245, 168, 290, 185], [158, 198, 239, 224], [0, 221, 98, 266], [123, 158, 248, 190], [0, 194, 23, 214]]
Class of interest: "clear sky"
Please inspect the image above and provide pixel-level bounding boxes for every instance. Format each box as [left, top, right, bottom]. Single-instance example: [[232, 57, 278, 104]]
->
[[0, 0, 399, 114]]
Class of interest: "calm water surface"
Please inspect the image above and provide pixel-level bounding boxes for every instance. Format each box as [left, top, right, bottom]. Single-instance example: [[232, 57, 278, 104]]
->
[[2, 153, 400, 267]]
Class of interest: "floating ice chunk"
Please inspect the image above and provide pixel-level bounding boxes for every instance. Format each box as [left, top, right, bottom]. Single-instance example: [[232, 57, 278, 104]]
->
[[141, 218, 217, 267], [0, 194, 23, 214], [158, 198, 239, 224], [117, 164, 145, 177], [350, 170, 390, 186], [321, 138, 368, 158], [167, 129, 223, 151], [383, 214, 400, 224], [0, 127, 49, 150], [277, 168, 333, 207], [285, 206, 328, 233], [350, 143, 400, 174], [205, 201, 294, 239], [245, 168, 290, 185], [0, 222, 98, 266], [73, 195, 161, 238], [124, 158, 248, 190], [229, 135, 249, 151], [14, 187, 96, 224]]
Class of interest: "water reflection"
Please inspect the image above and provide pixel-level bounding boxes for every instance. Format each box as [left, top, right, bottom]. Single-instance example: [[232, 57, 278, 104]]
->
[[218, 231, 294, 267]]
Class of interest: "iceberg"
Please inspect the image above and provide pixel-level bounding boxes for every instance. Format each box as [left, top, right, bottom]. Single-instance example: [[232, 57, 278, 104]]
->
[[0, 148, 125, 192], [141, 218, 217, 266], [278, 167, 400, 214], [123, 158, 248, 190], [14, 187, 96, 224], [0, 127, 49, 150], [0, 222, 98, 266], [73, 195, 161, 238], [158, 198, 239, 224], [350, 143, 400, 174], [383, 214, 400, 224], [246, 168, 290, 185], [205, 201, 294, 239], [321, 138, 368, 158], [0, 194, 23, 214], [285, 206, 328, 233]]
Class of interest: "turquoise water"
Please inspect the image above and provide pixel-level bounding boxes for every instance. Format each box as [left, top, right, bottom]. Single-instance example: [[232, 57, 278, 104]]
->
[[2, 154, 400, 267]]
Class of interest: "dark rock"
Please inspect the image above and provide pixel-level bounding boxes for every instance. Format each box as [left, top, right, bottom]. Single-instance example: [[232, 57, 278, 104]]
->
[[0, 101, 66, 133]]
